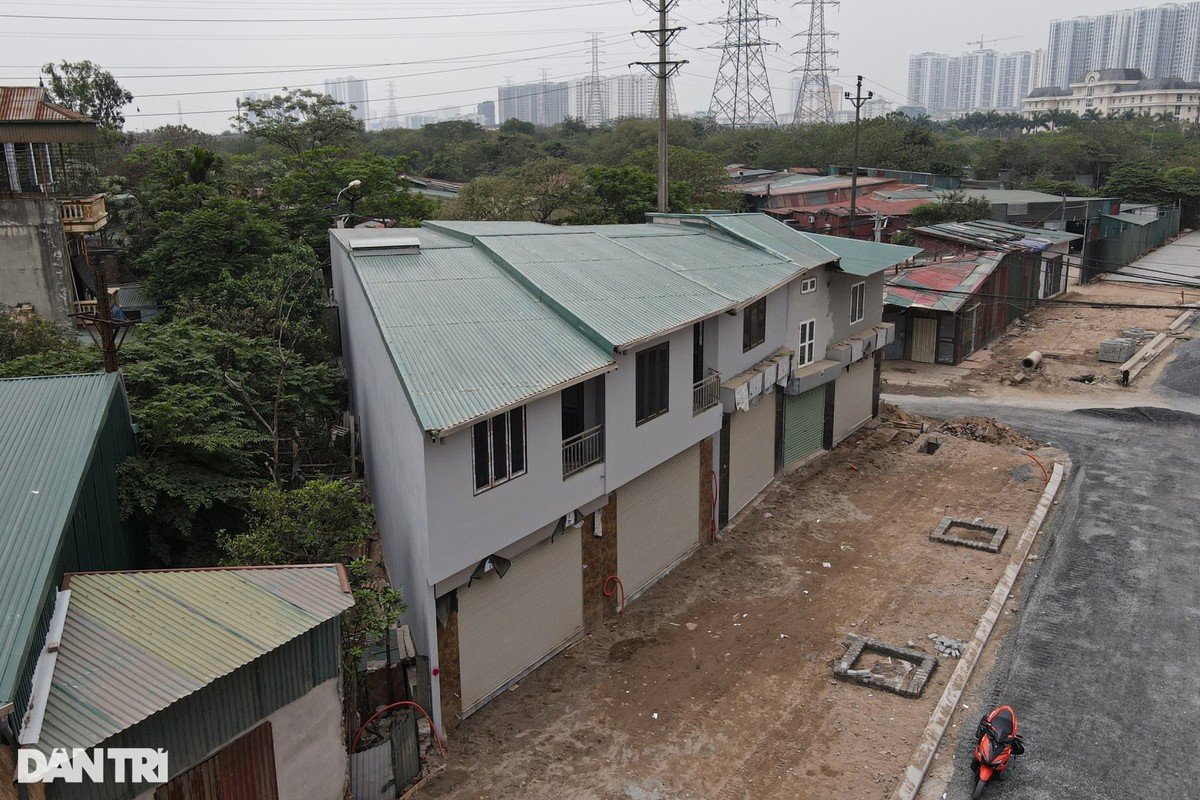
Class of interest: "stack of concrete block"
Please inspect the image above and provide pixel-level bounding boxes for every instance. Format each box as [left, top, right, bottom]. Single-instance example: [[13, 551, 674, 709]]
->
[[1099, 337, 1138, 363]]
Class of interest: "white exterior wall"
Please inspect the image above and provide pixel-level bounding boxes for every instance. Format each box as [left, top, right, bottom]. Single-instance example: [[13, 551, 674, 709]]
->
[[330, 242, 438, 689], [423, 391, 607, 585], [829, 270, 885, 342], [604, 325, 723, 490], [786, 267, 837, 357], [711, 287, 791, 381]]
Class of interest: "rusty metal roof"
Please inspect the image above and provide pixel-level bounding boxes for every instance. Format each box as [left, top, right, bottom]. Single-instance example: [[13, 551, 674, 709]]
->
[[0, 87, 99, 144], [884, 254, 1004, 312], [27, 565, 353, 754], [0, 87, 95, 123]]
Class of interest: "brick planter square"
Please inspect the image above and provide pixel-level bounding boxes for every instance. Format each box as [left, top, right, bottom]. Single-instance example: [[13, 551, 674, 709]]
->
[[930, 516, 1008, 553], [832, 635, 937, 698]]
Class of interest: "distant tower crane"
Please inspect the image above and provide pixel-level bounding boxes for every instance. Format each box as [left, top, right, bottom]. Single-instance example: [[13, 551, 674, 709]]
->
[[966, 35, 1020, 51]]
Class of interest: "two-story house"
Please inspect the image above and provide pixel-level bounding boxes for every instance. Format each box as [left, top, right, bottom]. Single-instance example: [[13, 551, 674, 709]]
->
[[330, 213, 919, 730]]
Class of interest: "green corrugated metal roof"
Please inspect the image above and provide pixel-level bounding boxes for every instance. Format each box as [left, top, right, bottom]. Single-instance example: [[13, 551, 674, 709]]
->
[[344, 216, 917, 434], [352, 246, 616, 436], [30, 566, 353, 753], [802, 233, 924, 276], [0, 373, 123, 711], [702, 213, 840, 266], [1104, 212, 1157, 227]]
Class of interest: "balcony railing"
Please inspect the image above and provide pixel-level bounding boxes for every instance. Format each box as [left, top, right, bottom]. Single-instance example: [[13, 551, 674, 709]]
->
[[693, 372, 721, 414], [562, 424, 604, 478], [59, 194, 109, 234]]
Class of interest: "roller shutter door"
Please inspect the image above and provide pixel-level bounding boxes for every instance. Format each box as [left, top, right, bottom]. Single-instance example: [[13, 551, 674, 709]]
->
[[727, 394, 776, 517], [833, 359, 874, 443], [457, 529, 583, 713], [617, 445, 700, 597], [783, 385, 825, 466]]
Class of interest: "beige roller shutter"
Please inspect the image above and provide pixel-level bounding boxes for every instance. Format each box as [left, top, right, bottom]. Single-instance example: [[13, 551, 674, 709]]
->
[[728, 394, 776, 517], [616, 445, 700, 597], [457, 529, 583, 713], [833, 359, 874, 443]]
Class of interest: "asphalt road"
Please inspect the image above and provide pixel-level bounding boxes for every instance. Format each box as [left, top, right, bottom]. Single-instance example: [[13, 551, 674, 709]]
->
[[892, 341, 1200, 800]]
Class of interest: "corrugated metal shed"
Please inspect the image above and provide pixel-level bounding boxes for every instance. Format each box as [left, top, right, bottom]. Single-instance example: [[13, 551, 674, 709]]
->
[[802, 233, 924, 276], [31, 565, 353, 754], [0, 86, 99, 144], [1104, 212, 1157, 227], [916, 220, 1083, 249], [884, 255, 1003, 313], [0, 373, 124, 712]]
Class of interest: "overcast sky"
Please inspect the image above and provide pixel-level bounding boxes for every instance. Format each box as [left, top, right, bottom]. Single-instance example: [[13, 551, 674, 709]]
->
[[0, 0, 1146, 132]]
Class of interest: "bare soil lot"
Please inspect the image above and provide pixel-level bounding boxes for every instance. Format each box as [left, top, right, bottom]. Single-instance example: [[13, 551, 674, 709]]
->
[[884, 280, 1191, 401], [415, 411, 1062, 800]]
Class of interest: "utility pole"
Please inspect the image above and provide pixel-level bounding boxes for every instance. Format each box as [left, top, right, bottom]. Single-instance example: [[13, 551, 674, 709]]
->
[[845, 75, 872, 239], [634, 1, 687, 213]]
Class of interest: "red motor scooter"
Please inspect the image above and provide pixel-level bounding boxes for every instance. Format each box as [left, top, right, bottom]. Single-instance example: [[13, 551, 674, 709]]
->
[[971, 705, 1024, 798]]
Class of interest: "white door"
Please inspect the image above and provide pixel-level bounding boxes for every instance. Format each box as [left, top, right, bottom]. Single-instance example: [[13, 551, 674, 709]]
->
[[833, 359, 875, 444], [616, 445, 700, 597], [457, 529, 583, 713], [727, 394, 776, 518]]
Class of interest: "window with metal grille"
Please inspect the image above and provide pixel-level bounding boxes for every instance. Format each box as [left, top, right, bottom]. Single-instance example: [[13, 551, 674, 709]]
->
[[472, 406, 527, 493], [742, 297, 766, 352], [635, 342, 670, 425], [797, 319, 816, 366], [850, 282, 866, 325]]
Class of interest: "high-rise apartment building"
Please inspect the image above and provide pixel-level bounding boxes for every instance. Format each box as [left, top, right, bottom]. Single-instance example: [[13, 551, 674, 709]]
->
[[324, 76, 369, 124], [907, 50, 1041, 112], [498, 80, 570, 127], [1046, 3, 1200, 88]]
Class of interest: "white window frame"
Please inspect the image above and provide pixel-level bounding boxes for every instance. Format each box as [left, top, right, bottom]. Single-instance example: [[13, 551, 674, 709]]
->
[[472, 406, 527, 494], [797, 319, 816, 366], [800, 277, 817, 294], [850, 281, 866, 325]]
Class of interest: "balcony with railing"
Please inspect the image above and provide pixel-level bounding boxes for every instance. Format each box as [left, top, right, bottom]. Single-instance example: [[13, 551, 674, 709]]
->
[[562, 424, 604, 478], [59, 194, 108, 234], [692, 372, 721, 415]]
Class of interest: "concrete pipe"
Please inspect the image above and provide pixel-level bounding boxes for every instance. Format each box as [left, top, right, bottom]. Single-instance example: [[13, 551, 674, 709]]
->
[[1021, 351, 1043, 370]]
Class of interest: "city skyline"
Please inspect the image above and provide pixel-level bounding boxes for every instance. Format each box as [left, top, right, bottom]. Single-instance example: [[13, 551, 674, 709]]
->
[[0, 0, 1146, 132]]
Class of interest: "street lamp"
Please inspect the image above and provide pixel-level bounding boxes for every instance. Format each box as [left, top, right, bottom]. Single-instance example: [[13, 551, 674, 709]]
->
[[1150, 124, 1167, 153], [335, 179, 362, 228]]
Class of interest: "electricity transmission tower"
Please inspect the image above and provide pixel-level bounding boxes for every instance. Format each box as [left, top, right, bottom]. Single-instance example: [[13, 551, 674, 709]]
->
[[584, 33, 606, 127], [707, 0, 778, 129], [792, 0, 839, 125]]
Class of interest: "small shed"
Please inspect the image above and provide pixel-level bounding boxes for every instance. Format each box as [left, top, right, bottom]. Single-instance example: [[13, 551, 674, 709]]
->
[[18, 565, 355, 800]]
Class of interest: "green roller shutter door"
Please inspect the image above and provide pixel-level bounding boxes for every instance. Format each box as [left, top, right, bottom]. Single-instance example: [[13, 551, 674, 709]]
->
[[784, 386, 825, 466]]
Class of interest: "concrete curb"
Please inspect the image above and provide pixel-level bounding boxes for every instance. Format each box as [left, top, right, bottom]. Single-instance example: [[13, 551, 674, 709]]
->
[[893, 458, 1070, 800]]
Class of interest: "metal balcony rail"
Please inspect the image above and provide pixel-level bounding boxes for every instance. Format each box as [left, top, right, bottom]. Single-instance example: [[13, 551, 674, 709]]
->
[[562, 424, 604, 477], [693, 372, 721, 414]]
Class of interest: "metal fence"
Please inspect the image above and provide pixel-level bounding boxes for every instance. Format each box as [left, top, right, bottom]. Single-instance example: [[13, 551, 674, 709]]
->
[[1083, 208, 1181, 281]]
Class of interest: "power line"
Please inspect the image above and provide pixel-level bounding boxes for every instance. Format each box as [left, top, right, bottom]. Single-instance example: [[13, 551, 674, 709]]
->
[[0, 1, 626, 24]]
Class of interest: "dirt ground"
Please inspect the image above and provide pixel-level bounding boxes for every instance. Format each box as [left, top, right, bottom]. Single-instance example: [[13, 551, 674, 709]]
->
[[413, 408, 1062, 800], [883, 279, 1193, 401]]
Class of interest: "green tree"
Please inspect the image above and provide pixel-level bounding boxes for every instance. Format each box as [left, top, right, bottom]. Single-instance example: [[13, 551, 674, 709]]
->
[[221, 479, 407, 662], [1101, 163, 1173, 204], [266, 148, 436, 255], [118, 319, 341, 564], [234, 89, 363, 154], [41, 60, 133, 129], [138, 196, 291, 309], [908, 190, 994, 225], [0, 312, 77, 362], [625, 145, 741, 210]]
